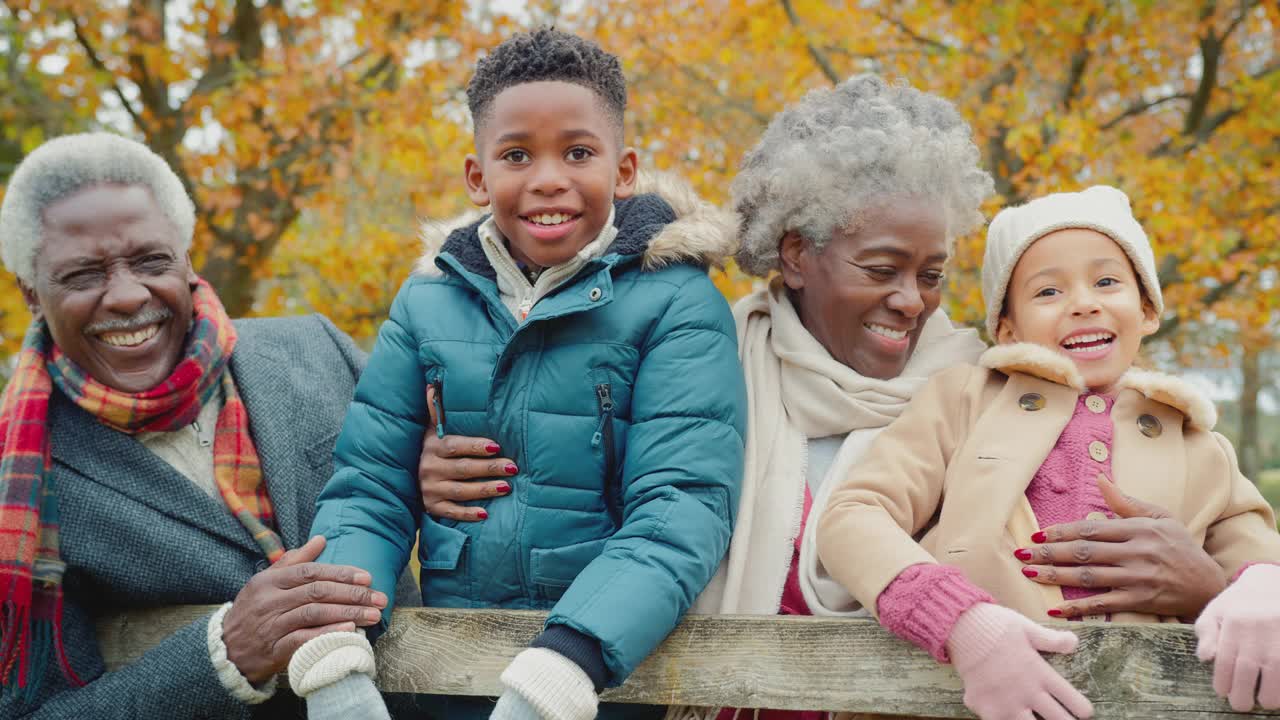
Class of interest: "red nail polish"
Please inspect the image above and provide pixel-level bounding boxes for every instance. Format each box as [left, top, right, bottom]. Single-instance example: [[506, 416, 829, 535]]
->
[[1031, 531, 1047, 543], [1014, 548, 1032, 561], [504, 464, 518, 475], [477, 509, 489, 519], [1022, 567, 1038, 578], [1048, 609, 1064, 617], [496, 482, 511, 494], [486, 443, 501, 454]]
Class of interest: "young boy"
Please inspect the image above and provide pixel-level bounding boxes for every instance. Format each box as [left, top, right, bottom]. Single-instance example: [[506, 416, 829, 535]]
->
[[284, 29, 747, 720]]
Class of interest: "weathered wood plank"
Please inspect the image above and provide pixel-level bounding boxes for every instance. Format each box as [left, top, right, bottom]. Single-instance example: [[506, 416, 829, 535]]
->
[[96, 606, 1279, 718]]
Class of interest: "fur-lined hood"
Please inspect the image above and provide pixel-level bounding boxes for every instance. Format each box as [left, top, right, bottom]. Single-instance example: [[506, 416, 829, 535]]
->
[[412, 171, 738, 277], [979, 342, 1218, 431]]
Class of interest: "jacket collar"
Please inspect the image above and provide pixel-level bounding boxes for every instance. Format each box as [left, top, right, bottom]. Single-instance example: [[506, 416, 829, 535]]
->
[[411, 170, 739, 280], [979, 342, 1217, 431]]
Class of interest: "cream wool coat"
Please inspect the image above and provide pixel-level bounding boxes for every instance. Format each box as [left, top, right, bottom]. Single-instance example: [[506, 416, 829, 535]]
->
[[817, 342, 1280, 624]]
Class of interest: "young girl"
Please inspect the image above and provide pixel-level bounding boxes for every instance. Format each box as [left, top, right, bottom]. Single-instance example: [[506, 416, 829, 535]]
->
[[816, 185, 1280, 719]]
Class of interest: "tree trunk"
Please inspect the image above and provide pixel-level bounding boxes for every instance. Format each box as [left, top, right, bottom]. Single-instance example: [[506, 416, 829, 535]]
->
[[1240, 346, 1261, 483], [199, 253, 260, 319]]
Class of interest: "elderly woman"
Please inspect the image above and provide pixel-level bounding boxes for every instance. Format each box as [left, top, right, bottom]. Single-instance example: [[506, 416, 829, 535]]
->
[[416, 75, 1231, 698]]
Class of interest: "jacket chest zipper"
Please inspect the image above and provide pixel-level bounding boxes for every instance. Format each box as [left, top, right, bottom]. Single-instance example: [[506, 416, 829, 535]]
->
[[430, 379, 447, 438], [592, 383, 621, 528]]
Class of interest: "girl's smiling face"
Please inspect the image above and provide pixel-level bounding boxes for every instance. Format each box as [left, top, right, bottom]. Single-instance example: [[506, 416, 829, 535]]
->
[[996, 228, 1159, 394]]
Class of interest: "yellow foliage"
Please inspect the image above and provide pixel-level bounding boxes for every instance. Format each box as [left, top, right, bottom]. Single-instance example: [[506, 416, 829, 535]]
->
[[1, 0, 1277, 363]]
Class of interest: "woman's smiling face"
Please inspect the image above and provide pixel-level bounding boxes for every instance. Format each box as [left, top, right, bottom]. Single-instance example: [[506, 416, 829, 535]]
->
[[780, 197, 949, 380]]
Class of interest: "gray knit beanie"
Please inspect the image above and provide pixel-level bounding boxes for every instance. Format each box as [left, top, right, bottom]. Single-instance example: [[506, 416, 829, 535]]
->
[[981, 185, 1163, 339]]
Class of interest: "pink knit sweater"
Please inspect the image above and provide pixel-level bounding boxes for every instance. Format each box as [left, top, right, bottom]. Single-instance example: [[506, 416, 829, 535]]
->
[[875, 393, 1117, 662]]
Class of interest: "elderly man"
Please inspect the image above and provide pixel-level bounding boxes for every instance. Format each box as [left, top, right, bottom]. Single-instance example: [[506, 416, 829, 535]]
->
[[0, 132, 416, 718]]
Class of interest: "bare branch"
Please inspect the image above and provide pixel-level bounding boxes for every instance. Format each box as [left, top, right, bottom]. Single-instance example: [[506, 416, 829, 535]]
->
[[779, 0, 841, 85], [69, 17, 150, 135], [1148, 273, 1243, 340], [873, 9, 957, 55], [1221, 0, 1260, 40], [1059, 11, 1100, 111], [1100, 93, 1192, 130]]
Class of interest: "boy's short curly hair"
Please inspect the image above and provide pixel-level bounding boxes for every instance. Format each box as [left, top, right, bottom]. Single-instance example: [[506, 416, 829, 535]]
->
[[732, 74, 994, 277], [466, 28, 627, 136]]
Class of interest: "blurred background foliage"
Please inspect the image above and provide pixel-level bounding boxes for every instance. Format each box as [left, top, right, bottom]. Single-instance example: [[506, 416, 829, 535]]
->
[[0, 0, 1277, 482]]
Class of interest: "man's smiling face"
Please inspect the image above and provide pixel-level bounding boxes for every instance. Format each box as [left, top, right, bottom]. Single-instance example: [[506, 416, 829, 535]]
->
[[22, 183, 197, 392]]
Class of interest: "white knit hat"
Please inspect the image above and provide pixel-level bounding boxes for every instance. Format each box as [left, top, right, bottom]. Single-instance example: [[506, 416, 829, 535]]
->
[[981, 185, 1163, 339]]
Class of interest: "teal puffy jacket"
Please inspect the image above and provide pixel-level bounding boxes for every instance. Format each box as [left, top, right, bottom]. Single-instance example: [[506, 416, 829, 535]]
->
[[311, 175, 747, 685]]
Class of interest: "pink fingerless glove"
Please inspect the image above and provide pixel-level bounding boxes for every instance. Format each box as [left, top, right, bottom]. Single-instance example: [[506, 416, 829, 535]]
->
[[1195, 563, 1280, 711], [945, 603, 1093, 720]]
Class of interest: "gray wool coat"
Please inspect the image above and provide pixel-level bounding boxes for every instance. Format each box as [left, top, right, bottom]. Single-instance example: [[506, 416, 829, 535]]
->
[[4, 315, 424, 719]]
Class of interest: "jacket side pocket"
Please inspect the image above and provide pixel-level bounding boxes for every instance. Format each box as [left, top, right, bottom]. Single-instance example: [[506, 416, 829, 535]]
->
[[530, 537, 609, 601]]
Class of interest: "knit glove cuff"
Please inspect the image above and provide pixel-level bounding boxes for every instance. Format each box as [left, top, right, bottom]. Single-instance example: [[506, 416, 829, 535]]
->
[[207, 602, 278, 704], [499, 648, 599, 720], [876, 563, 994, 663], [944, 602, 1009, 672], [287, 630, 377, 697]]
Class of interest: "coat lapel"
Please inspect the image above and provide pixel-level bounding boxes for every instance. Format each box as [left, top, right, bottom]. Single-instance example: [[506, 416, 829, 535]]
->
[[48, 392, 259, 552], [947, 373, 1078, 610], [229, 342, 322, 551]]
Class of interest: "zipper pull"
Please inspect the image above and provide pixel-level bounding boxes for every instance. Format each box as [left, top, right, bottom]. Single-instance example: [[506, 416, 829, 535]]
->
[[431, 379, 446, 438], [519, 295, 534, 321], [193, 419, 211, 448], [592, 383, 613, 447]]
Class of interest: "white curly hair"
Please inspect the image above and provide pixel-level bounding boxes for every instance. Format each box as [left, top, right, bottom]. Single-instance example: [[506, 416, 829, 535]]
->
[[0, 132, 195, 284], [732, 74, 995, 277]]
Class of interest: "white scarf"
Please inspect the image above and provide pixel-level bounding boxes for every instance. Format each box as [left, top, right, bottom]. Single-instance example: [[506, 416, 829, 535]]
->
[[692, 277, 987, 616]]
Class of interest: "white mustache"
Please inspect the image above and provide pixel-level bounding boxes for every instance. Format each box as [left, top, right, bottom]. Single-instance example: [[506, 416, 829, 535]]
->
[[85, 308, 173, 335]]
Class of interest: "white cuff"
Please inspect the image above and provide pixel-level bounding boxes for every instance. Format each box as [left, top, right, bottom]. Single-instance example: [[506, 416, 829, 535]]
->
[[288, 630, 378, 697], [500, 648, 599, 720], [207, 601, 278, 704]]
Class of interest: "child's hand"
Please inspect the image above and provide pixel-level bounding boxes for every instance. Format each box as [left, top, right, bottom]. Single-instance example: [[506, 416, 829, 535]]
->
[[1195, 563, 1280, 711], [419, 384, 516, 522], [491, 648, 598, 720], [946, 603, 1093, 720]]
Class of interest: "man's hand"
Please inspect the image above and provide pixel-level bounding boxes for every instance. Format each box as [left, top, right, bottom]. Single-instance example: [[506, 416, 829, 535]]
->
[[222, 535, 387, 685], [1016, 475, 1226, 620]]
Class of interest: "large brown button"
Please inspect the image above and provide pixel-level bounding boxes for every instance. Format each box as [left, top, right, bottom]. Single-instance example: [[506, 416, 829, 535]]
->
[[1085, 395, 1106, 414], [1019, 393, 1045, 411], [1088, 441, 1109, 462], [1137, 414, 1162, 438]]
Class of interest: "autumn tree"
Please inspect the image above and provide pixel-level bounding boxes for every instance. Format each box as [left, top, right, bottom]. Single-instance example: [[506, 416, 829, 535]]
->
[[1, 0, 481, 325], [1, 1, 1276, 461], [572, 0, 1279, 468]]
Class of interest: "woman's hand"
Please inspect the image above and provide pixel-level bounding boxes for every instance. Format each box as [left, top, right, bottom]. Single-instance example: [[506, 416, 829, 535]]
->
[[1015, 475, 1226, 620], [418, 384, 514, 522]]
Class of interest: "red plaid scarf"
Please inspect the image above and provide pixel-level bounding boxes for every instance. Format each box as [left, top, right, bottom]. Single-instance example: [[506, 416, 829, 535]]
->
[[0, 279, 284, 698]]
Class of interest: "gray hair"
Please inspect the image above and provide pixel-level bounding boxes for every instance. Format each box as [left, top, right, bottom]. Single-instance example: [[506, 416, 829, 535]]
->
[[732, 74, 995, 276], [0, 132, 196, 284]]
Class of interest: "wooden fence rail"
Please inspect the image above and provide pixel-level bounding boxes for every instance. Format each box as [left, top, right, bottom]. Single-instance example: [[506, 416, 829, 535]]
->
[[97, 607, 1279, 719]]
